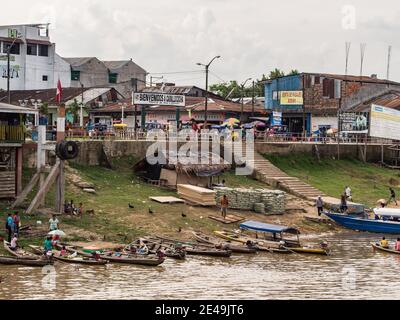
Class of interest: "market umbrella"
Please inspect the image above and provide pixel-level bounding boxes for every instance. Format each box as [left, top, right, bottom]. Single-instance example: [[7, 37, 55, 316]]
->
[[326, 128, 338, 135], [48, 230, 66, 237], [222, 118, 240, 127]]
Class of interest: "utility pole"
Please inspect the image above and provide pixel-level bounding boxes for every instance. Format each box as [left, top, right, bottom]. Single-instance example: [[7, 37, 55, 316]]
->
[[150, 76, 163, 87], [80, 82, 84, 128], [240, 78, 252, 122], [251, 80, 255, 117], [197, 55, 221, 128]]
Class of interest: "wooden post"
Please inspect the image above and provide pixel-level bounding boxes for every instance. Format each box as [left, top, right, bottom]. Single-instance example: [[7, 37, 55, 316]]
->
[[15, 147, 23, 195]]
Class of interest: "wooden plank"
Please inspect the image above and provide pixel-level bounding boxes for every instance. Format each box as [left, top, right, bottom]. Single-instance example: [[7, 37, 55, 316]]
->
[[11, 171, 40, 208], [150, 196, 185, 204], [26, 162, 60, 214], [208, 214, 245, 224]]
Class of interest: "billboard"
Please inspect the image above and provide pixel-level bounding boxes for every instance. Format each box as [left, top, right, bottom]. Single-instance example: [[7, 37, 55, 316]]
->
[[339, 112, 368, 134], [370, 104, 400, 140], [133, 92, 185, 107], [280, 91, 303, 105]]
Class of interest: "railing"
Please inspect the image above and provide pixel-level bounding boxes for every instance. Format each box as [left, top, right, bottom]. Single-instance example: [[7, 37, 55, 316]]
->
[[0, 125, 26, 142], [64, 127, 397, 145]]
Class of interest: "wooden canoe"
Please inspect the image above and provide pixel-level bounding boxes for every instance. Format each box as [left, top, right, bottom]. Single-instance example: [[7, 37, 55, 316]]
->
[[213, 230, 291, 253], [127, 241, 186, 260], [192, 231, 257, 254], [371, 242, 400, 255], [63, 245, 165, 266], [185, 247, 232, 257], [284, 246, 330, 255], [29, 245, 108, 265], [3, 240, 39, 260], [149, 236, 232, 257], [0, 255, 53, 267]]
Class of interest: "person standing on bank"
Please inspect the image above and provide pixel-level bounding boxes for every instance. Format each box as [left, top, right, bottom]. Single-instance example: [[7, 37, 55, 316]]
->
[[316, 196, 324, 216], [5, 213, 14, 243], [345, 186, 352, 201], [389, 187, 398, 206], [220, 195, 229, 219], [340, 193, 348, 213], [49, 214, 60, 231]]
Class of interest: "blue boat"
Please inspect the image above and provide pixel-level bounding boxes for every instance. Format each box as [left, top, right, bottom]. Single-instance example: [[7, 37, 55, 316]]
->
[[324, 211, 400, 234]]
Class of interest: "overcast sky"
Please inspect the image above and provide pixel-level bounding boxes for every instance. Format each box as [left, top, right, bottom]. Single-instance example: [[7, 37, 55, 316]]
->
[[2, 0, 399, 87]]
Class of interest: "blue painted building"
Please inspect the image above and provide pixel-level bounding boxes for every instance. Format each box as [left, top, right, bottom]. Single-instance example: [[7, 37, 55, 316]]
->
[[265, 74, 310, 134]]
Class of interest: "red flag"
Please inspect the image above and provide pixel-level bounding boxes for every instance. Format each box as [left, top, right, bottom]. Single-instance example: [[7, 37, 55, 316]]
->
[[56, 79, 62, 104]]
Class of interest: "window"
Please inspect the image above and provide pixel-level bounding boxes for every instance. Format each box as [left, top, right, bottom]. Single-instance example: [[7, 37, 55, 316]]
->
[[315, 76, 320, 85], [42, 75, 48, 81], [322, 78, 335, 98], [38, 44, 49, 57], [3, 42, 20, 54], [108, 73, 118, 84], [71, 70, 80, 81], [27, 43, 38, 56]]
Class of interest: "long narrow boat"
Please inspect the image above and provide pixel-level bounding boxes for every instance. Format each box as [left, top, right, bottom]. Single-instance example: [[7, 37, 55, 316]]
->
[[127, 241, 186, 260], [29, 245, 108, 265], [4, 241, 39, 260], [283, 246, 330, 255], [150, 236, 232, 257], [63, 245, 165, 266], [213, 230, 290, 253], [0, 255, 53, 267], [192, 231, 257, 254], [371, 242, 400, 254], [325, 211, 400, 234]]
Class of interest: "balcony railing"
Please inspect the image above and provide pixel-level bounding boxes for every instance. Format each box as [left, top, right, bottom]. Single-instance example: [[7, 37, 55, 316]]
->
[[0, 125, 26, 142]]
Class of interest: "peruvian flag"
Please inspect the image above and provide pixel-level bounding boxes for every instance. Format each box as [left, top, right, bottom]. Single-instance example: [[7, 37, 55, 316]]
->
[[56, 79, 62, 104]]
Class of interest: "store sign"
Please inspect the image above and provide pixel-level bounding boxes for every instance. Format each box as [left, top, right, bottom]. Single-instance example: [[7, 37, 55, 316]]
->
[[8, 29, 18, 38], [271, 111, 282, 126], [339, 112, 368, 134], [280, 91, 303, 105], [134, 92, 185, 107], [370, 104, 400, 140]]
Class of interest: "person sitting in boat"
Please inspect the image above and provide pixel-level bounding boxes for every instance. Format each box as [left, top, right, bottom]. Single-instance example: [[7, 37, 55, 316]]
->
[[380, 237, 389, 248], [91, 251, 101, 260], [10, 234, 18, 251], [138, 242, 149, 255], [51, 234, 61, 246], [44, 236, 53, 254], [156, 249, 166, 260], [60, 246, 68, 256], [395, 238, 400, 251]]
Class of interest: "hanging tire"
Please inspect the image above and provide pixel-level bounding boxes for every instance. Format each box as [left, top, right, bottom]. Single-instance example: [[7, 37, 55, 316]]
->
[[55, 140, 79, 160]]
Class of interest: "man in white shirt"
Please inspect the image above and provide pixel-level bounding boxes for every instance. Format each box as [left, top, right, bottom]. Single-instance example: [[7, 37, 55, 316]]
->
[[345, 186, 352, 201], [49, 215, 60, 231]]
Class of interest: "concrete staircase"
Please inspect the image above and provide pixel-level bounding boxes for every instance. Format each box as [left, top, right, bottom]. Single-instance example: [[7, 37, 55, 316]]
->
[[229, 142, 325, 200]]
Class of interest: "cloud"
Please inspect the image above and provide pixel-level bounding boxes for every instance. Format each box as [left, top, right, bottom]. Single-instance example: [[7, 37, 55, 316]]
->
[[1, 0, 399, 86]]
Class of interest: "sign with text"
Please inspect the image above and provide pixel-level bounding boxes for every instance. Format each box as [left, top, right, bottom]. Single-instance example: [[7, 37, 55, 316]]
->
[[339, 112, 368, 134], [134, 92, 185, 107], [280, 91, 303, 105], [370, 104, 400, 141], [271, 111, 282, 126]]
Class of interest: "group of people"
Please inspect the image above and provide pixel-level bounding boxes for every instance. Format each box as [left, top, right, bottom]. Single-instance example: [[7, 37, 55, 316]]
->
[[379, 237, 400, 251], [5, 211, 20, 243], [64, 199, 83, 216]]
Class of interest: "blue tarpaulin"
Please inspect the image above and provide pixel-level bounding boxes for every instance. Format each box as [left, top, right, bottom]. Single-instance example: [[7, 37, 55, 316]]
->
[[239, 220, 300, 234]]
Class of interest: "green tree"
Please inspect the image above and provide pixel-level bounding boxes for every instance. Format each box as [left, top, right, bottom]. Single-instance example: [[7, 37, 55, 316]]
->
[[67, 99, 87, 124], [268, 68, 285, 80], [39, 102, 48, 115], [288, 69, 299, 76]]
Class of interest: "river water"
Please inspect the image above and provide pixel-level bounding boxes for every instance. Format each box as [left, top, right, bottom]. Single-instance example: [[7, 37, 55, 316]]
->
[[1, 231, 399, 300]]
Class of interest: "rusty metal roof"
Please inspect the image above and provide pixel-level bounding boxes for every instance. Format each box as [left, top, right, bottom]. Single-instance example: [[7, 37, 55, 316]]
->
[[349, 90, 400, 112]]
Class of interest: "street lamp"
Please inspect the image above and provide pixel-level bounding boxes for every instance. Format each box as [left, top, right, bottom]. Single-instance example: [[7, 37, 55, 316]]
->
[[6, 33, 22, 104], [196, 55, 221, 127], [240, 78, 252, 122]]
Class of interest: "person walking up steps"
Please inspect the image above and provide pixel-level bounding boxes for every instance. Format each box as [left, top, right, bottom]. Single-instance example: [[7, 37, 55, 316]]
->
[[316, 196, 324, 216]]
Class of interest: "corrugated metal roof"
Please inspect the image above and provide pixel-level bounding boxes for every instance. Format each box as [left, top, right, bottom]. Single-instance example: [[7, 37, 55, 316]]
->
[[350, 91, 400, 112], [0, 102, 38, 114], [65, 88, 112, 105]]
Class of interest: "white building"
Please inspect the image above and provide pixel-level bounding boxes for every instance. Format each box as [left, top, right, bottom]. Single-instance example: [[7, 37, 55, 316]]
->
[[0, 23, 70, 91]]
